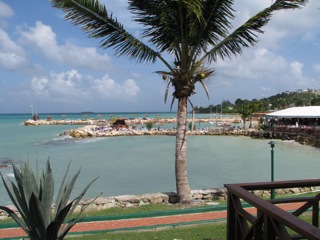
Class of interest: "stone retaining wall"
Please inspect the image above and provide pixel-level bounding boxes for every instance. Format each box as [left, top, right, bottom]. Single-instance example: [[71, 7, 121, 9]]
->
[[250, 130, 320, 148], [1, 187, 317, 220]]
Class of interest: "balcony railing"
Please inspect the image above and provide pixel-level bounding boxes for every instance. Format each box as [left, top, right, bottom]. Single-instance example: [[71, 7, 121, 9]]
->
[[225, 179, 320, 240]]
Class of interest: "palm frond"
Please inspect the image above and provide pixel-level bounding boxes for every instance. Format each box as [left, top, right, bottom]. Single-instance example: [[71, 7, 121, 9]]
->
[[203, 0, 308, 62], [50, 0, 159, 63], [170, 96, 175, 112], [129, 0, 203, 54], [164, 81, 171, 104], [199, 80, 210, 100]]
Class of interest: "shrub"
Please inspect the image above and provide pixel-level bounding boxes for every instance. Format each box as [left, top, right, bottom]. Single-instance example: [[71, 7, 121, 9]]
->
[[0, 159, 98, 240], [146, 122, 153, 131]]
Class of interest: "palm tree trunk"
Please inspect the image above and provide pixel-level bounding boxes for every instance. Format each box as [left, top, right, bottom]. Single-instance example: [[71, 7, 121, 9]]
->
[[175, 97, 192, 203]]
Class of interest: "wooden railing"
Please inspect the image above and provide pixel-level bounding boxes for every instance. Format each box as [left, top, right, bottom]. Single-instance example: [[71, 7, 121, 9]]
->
[[225, 179, 320, 240]]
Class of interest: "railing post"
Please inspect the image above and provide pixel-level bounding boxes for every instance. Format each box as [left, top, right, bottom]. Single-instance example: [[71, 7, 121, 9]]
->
[[225, 180, 320, 240], [227, 192, 236, 240], [263, 215, 276, 240], [312, 200, 319, 227], [254, 211, 264, 240]]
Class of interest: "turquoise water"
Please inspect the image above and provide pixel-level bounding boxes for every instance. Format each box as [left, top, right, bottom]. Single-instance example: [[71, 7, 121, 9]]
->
[[1, 113, 320, 205]]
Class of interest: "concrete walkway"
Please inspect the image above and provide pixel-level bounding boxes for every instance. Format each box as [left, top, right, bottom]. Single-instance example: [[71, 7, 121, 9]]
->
[[0, 202, 304, 239]]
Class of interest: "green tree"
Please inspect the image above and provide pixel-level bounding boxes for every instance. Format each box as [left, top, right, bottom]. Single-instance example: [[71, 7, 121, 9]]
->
[[51, 0, 307, 203], [236, 100, 251, 129], [248, 100, 261, 128], [146, 122, 153, 131]]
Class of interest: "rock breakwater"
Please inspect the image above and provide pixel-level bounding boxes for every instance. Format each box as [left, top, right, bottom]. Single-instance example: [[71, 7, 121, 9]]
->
[[24, 117, 241, 126], [59, 124, 258, 138]]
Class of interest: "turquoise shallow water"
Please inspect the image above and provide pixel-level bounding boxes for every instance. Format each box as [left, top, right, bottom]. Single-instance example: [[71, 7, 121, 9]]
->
[[0, 112, 320, 205]]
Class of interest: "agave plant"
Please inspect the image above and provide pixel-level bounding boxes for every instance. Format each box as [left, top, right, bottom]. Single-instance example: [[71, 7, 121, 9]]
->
[[0, 159, 98, 240]]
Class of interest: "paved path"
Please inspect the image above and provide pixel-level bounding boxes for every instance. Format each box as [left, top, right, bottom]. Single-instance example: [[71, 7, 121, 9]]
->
[[0, 202, 304, 239]]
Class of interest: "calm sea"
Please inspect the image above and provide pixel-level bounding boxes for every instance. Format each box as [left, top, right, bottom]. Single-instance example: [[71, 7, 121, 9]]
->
[[1, 112, 320, 205]]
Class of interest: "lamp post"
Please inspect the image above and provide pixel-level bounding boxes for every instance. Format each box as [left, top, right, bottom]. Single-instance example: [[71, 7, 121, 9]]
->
[[268, 141, 276, 199]]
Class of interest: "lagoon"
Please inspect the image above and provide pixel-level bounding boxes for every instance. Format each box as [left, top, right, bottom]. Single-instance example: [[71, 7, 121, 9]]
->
[[0, 113, 320, 205]]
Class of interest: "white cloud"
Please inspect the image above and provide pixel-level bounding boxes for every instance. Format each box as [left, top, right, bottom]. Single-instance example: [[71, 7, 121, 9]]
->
[[0, 29, 30, 70], [232, 1, 319, 49], [18, 21, 111, 69], [31, 70, 140, 102], [0, 1, 14, 19], [92, 74, 140, 99], [213, 46, 320, 99], [31, 76, 49, 96], [289, 61, 303, 78], [271, 1, 319, 30], [49, 70, 83, 96], [31, 69, 87, 99], [216, 48, 288, 80], [314, 64, 320, 74]]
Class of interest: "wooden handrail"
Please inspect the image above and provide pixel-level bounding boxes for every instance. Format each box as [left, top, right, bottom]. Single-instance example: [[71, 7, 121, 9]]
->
[[225, 179, 320, 240]]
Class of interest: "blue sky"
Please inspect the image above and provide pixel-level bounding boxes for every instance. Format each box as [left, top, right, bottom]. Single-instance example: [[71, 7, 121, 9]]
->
[[0, 0, 319, 113]]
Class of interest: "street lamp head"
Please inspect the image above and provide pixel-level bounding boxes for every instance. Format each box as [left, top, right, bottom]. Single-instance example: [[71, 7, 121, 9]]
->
[[268, 140, 276, 148]]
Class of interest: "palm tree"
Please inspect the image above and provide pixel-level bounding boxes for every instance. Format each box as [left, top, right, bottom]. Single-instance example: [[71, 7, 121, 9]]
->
[[236, 100, 251, 129], [248, 100, 261, 128], [50, 0, 307, 203]]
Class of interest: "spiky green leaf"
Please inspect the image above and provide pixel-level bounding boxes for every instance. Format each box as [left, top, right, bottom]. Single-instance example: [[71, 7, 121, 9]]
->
[[48, 201, 73, 240], [1, 159, 97, 239], [56, 167, 81, 216], [0, 206, 27, 232], [0, 173, 28, 220], [54, 161, 72, 216], [22, 163, 39, 204], [41, 160, 54, 227], [65, 177, 99, 221], [29, 193, 47, 238]]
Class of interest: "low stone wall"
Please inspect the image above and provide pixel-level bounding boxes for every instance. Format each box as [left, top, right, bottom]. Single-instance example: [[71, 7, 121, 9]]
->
[[1, 187, 317, 220], [0, 189, 226, 220], [250, 130, 320, 148], [250, 186, 317, 199]]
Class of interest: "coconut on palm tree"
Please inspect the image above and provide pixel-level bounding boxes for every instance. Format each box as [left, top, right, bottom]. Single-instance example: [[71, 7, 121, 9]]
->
[[50, 0, 307, 203]]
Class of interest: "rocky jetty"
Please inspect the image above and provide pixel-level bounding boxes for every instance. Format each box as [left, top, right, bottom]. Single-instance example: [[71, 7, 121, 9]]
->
[[25, 117, 320, 149], [58, 123, 320, 150], [24, 119, 96, 126], [24, 116, 241, 126], [59, 124, 258, 138]]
